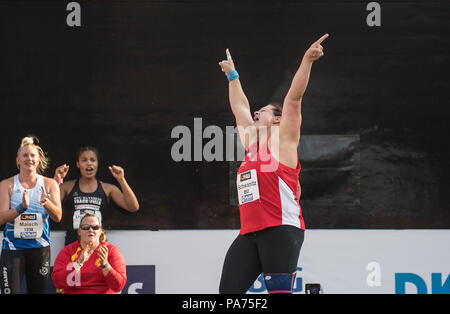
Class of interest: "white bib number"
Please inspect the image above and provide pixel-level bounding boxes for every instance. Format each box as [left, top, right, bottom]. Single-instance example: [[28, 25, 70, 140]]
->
[[73, 209, 102, 230], [237, 169, 260, 205], [14, 213, 43, 239]]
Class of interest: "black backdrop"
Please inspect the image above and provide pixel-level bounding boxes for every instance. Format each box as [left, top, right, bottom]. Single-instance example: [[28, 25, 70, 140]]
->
[[0, 1, 449, 230]]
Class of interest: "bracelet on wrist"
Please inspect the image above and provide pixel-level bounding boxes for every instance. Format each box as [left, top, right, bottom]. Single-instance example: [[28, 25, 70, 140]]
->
[[15, 203, 26, 214], [53, 176, 63, 185], [227, 69, 239, 82], [101, 262, 110, 269]]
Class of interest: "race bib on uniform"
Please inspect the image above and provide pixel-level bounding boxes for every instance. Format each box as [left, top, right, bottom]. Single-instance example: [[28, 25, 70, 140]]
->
[[73, 209, 102, 230], [14, 213, 43, 239], [237, 169, 260, 205]]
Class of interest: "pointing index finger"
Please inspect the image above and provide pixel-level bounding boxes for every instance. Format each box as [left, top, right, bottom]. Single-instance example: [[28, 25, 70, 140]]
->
[[314, 33, 329, 46], [226, 48, 232, 60]]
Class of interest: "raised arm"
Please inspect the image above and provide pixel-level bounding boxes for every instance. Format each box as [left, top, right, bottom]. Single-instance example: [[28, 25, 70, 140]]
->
[[280, 34, 329, 145], [54, 164, 70, 201], [105, 165, 139, 212], [219, 49, 255, 149]]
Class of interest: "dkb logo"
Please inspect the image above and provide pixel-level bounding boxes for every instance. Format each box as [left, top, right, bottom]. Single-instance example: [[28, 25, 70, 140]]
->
[[395, 273, 450, 294]]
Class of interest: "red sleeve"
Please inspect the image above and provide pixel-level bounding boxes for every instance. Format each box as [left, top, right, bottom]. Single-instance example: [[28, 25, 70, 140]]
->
[[51, 245, 76, 290], [104, 244, 127, 292]]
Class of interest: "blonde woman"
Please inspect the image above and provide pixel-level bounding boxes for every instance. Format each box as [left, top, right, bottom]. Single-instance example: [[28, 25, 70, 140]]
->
[[0, 136, 62, 294]]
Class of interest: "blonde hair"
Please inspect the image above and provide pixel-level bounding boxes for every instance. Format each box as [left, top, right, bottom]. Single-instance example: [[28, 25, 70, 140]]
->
[[16, 136, 49, 174], [79, 213, 107, 242]]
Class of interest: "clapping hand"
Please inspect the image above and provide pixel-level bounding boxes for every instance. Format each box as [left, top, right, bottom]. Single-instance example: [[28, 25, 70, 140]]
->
[[22, 189, 29, 210], [97, 245, 109, 268], [40, 186, 50, 206], [77, 242, 95, 266]]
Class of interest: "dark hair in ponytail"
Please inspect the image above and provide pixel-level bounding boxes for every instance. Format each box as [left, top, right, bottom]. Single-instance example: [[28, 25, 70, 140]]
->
[[268, 102, 283, 117]]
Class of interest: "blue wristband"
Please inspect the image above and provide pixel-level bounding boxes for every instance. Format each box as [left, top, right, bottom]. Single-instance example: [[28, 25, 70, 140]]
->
[[15, 203, 26, 214], [227, 70, 239, 82]]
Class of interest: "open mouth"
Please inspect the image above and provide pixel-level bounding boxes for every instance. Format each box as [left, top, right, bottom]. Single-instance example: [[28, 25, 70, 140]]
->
[[85, 167, 95, 174]]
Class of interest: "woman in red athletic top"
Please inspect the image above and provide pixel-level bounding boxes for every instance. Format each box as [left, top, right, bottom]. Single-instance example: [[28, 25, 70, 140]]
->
[[218, 34, 329, 294]]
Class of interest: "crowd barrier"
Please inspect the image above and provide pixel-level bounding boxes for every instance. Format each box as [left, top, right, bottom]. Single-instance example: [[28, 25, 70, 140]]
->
[[1, 229, 449, 294]]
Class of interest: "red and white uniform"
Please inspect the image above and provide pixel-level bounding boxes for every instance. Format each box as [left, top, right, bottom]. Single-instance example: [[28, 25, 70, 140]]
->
[[237, 141, 305, 235]]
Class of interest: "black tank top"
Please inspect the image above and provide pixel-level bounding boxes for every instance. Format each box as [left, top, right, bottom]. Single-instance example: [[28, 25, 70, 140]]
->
[[64, 179, 108, 245]]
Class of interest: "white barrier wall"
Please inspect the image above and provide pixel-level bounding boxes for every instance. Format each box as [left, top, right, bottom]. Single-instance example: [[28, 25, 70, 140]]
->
[[2, 229, 450, 294]]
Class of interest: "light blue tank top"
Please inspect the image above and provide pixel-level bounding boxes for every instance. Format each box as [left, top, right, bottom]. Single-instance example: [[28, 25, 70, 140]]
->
[[2, 174, 50, 250]]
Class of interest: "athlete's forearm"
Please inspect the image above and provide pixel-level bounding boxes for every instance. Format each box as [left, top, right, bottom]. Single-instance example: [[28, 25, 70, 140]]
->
[[286, 34, 328, 102], [42, 201, 62, 222], [116, 178, 139, 212], [103, 249, 127, 292], [0, 209, 20, 226], [229, 79, 251, 116], [285, 57, 313, 102]]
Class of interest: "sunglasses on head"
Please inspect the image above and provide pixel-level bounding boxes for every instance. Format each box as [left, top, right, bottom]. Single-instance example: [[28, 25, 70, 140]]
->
[[80, 224, 100, 231]]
